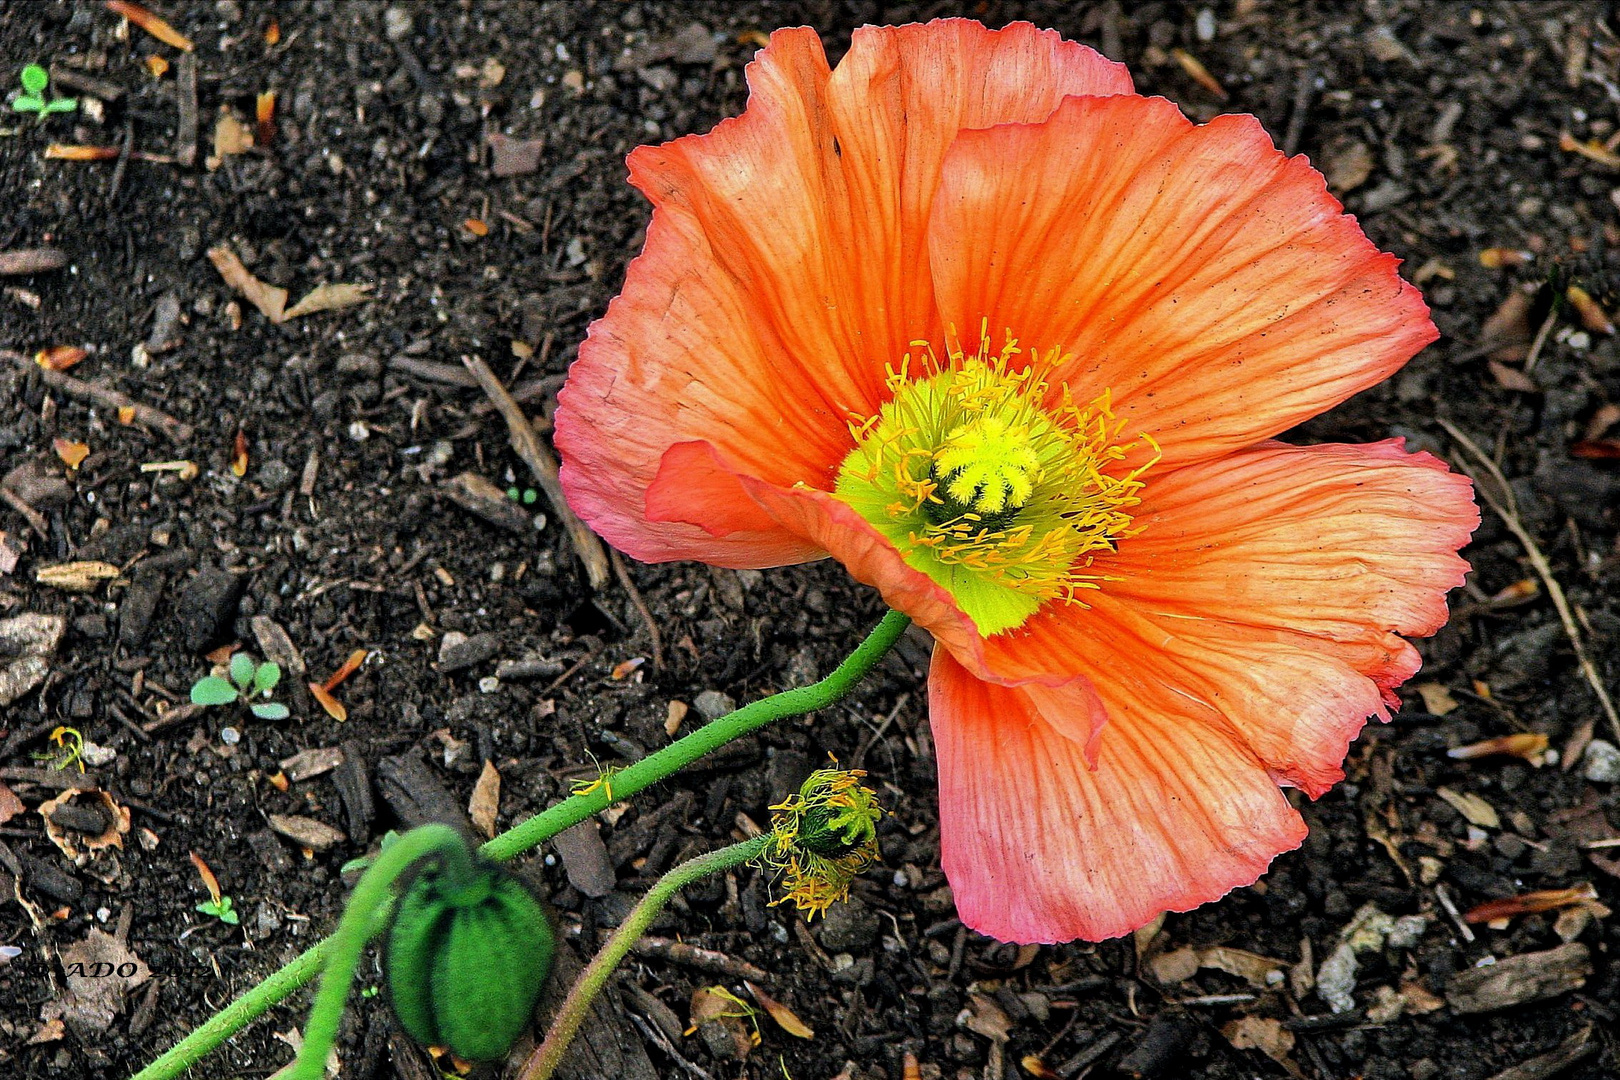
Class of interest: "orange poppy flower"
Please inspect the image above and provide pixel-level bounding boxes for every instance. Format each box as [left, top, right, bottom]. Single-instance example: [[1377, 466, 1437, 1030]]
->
[[554, 19, 1478, 943]]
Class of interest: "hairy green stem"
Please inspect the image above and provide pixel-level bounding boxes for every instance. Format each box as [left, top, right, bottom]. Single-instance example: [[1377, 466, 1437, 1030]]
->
[[129, 609, 910, 1080], [289, 824, 472, 1080], [520, 835, 771, 1080]]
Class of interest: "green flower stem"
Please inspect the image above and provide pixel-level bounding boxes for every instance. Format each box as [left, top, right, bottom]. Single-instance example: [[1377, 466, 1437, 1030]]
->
[[483, 608, 911, 861], [129, 608, 910, 1080], [519, 835, 772, 1080], [289, 824, 473, 1080]]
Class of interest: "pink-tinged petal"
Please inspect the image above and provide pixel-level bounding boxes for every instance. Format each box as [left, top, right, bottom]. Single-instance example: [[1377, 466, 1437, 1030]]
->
[[973, 439, 1476, 797], [558, 21, 1130, 566], [928, 94, 1437, 468], [930, 647, 1306, 943]]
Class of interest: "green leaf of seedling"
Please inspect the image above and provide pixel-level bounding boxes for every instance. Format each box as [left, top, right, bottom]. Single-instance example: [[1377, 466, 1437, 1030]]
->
[[250, 702, 289, 721], [12, 97, 43, 113], [229, 653, 257, 691], [20, 65, 48, 96], [190, 676, 240, 706], [41, 98, 77, 114], [197, 897, 239, 925], [251, 661, 281, 695]]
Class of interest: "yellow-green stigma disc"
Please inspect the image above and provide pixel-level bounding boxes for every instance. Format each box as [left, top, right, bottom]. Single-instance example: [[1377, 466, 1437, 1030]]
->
[[833, 332, 1154, 636]]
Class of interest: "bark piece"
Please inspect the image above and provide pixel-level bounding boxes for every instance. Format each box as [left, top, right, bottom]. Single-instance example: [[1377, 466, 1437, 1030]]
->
[[1445, 943, 1591, 1014]]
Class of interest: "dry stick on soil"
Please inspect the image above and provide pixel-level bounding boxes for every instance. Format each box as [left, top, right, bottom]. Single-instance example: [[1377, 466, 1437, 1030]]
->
[[1438, 417, 1620, 742], [462, 354, 610, 589], [611, 549, 663, 672], [1520, 301, 1560, 375], [630, 935, 769, 983], [1, 348, 193, 443], [1, 487, 48, 538], [0, 249, 68, 276]]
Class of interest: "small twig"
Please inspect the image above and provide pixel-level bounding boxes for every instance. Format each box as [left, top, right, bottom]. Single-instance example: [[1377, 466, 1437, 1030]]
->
[[1434, 882, 1476, 943], [0, 249, 68, 276], [462, 355, 609, 589], [624, 1011, 718, 1080], [1521, 302, 1560, 374], [2, 348, 193, 442], [630, 935, 770, 983], [0, 487, 48, 538], [1438, 418, 1620, 742], [174, 52, 198, 168], [107, 119, 134, 207], [610, 550, 663, 673]]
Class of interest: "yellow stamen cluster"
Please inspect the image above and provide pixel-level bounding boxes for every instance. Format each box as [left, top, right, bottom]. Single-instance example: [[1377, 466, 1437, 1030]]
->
[[762, 767, 882, 920], [834, 329, 1157, 636]]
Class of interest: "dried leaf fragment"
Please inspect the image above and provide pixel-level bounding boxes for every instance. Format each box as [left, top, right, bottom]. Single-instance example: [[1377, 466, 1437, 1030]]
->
[[323, 648, 367, 691], [230, 430, 249, 477], [35, 345, 88, 371], [188, 851, 223, 904], [1170, 47, 1227, 98], [39, 789, 130, 858], [36, 561, 120, 592], [283, 282, 373, 319], [1415, 682, 1459, 715], [207, 109, 254, 169], [1566, 285, 1614, 334], [1437, 786, 1501, 829], [1464, 884, 1598, 924], [106, 0, 194, 51], [0, 781, 24, 825], [746, 981, 813, 1038], [53, 439, 89, 470], [255, 91, 275, 145], [1479, 247, 1534, 269], [45, 144, 121, 161], [309, 681, 347, 721], [463, 218, 489, 237], [1448, 732, 1549, 764], [140, 459, 198, 480], [1222, 1016, 1296, 1070], [1560, 131, 1620, 169], [468, 759, 500, 838], [207, 245, 286, 323]]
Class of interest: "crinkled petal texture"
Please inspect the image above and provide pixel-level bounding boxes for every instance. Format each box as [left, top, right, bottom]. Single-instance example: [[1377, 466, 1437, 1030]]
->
[[555, 20, 1130, 566], [928, 440, 1475, 943], [930, 93, 1437, 469], [930, 646, 1308, 944]]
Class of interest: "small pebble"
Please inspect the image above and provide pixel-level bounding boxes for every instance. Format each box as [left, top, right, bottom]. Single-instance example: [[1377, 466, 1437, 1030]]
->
[[220, 726, 241, 746], [478, 676, 500, 693], [1581, 739, 1620, 783]]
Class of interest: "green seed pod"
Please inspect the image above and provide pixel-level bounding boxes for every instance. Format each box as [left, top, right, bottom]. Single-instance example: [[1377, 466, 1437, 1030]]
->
[[384, 856, 553, 1061]]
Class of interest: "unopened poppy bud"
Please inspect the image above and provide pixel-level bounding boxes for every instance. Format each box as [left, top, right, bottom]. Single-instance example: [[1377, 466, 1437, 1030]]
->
[[385, 851, 553, 1061], [765, 766, 882, 918]]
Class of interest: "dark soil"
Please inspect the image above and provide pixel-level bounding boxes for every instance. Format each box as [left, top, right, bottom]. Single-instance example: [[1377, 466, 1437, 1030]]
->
[[2, 2, 1618, 1079]]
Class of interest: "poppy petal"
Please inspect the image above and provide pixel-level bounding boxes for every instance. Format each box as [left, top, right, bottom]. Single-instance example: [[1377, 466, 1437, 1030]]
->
[[975, 439, 1476, 797], [651, 440, 1109, 746], [929, 646, 1306, 943], [928, 94, 1436, 468], [558, 21, 1130, 565]]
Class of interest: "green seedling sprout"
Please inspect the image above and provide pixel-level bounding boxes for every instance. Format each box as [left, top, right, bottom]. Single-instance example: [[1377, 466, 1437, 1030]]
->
[[190, 652, 289, 720], [12, 65, 77, 116], [196, 895, 240, 925], [31, 726, 85, 772]]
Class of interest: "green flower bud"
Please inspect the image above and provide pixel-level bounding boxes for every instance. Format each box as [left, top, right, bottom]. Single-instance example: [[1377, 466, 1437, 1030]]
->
[[764, 766, 883, 918], [384, 855, 554, 1061]]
